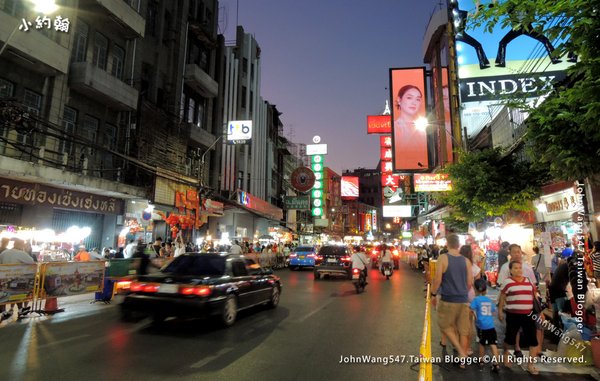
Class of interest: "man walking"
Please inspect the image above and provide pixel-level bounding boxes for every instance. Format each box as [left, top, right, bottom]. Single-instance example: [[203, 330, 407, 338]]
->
[[497, 244, 537, 287], [431, 234, 473, 363]]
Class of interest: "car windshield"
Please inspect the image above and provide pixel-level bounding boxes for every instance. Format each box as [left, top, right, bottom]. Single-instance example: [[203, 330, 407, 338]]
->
[[295, 246, 314, 253], [318, 246, 345, 257], [162, 255, 226, 276]]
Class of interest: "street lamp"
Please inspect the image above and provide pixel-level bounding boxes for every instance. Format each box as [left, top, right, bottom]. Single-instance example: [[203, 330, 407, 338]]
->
[[199, 135, 223, 187]]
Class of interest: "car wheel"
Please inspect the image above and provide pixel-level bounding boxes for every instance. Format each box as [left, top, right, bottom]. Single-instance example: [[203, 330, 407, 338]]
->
[[267, 286, 280, 309], [221, 295, 238, 327]]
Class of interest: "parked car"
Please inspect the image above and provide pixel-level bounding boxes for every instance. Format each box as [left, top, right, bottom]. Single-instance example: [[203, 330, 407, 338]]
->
[[313, 245, 354, 280], [120, 253, 282, 327], [289, 246, 318, 270]]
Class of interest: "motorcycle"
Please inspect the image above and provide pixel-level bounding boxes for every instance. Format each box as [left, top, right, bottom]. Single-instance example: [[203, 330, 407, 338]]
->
[[381, 262, 393, 280], [351, 268, 367, 294]]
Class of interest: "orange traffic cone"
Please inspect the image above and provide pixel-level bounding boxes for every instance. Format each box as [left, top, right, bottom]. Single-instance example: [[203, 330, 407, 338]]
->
[[44, 297, 59, 313]]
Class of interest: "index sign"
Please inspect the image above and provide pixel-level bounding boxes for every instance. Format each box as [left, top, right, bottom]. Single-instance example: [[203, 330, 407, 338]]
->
[[227, 120, 252, 144]]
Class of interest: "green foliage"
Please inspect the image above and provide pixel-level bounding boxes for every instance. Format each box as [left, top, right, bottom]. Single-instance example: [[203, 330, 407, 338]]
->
[[437, 148, 548, 222], [471, 0, 600, 183], [441, 214, 470, 234]]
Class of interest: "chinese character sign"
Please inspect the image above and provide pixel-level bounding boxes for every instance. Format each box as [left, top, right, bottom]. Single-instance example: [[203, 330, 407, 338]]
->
[[19, 15, 70, 33]]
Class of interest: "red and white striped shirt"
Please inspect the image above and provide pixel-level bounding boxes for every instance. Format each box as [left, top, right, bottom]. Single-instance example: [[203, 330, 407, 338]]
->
[[501, 277, 534, 314]]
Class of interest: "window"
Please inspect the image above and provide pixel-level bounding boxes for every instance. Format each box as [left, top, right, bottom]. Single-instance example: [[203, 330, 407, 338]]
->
[[242, 58, 248, 75], [0, 78, 14, 97], [141, 62, 153, 100], [241, 86, 247, 108], [146, 1, 157, 37], [162, 10, 172, 45], [186, 97, 195, 124], [251, 63, 254, 81], [92, 32, 108, 70], [60, 107, 77, 156], [245, 259, 262, 275], [81, 115, 99, 155], [111, 45, 125, 80], [231, 260, 247, 277], [1, 0, 22, 17], [23, 89, 42, 115], [237, 170, 243, 190], [72, 20, 88, 63], [187, 40, 208, 71], [102, 124, 117, 150]]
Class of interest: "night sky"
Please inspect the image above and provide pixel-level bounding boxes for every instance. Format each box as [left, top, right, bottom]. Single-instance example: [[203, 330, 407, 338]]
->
[[218, 0, 441, 174]]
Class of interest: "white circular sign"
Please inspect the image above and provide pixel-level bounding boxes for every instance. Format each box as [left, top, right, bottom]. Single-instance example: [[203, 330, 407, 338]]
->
[[312, 135, 321, 144]]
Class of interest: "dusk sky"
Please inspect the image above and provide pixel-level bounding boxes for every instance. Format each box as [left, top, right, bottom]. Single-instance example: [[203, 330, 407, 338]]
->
[[218, 0, 441, 174]]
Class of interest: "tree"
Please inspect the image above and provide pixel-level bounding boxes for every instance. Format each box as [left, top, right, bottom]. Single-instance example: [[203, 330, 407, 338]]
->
[[436, 148, 548, 221], [471, 0, 600, 183]]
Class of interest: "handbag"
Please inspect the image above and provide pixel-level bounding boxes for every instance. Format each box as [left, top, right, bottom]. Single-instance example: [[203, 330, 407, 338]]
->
[[533, 254, 543, 285]]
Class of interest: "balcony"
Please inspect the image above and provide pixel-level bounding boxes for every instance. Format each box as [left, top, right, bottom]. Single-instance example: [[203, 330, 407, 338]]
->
[[89, 0, 145, 38], [69, 62, 138, 110], [184, 64, 218, 98], [0, 12, 69, 74], [189, 124, 217, 149]]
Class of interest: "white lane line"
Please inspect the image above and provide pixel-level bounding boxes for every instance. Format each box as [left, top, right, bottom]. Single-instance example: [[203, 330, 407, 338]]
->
[[38, 334, 91, 349], [190, 347, 234, 369], [295, 300, 333, 323]]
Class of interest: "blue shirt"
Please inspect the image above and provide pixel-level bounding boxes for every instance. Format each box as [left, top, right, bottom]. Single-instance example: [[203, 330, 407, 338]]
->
[[470, 295, 496, 330], [561, 247, 573, 259]]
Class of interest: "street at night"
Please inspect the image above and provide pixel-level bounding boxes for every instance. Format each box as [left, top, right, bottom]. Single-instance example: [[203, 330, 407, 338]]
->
[[0, 263, 597, 381]]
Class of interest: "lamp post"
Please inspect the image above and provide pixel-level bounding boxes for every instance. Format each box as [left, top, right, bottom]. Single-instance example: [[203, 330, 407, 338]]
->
[[414, 116, 467, 167], [0, 0, 59, 56], [199, 135, 223, 188]]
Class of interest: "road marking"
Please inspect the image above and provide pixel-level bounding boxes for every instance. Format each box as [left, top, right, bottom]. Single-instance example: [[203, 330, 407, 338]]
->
[[190, 347, 234, 369], [295, 300, 333, 323], [37, 334, 91, 349]]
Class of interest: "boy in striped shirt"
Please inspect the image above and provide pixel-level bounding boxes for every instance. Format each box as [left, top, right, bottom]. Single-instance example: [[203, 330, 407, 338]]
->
[[498, 260, 539, 375]]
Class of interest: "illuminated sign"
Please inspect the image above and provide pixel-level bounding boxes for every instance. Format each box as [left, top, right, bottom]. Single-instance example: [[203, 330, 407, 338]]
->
[[454, 0, 573, 137], [367, 115, 392, 134], [306, 144, 328, 155], [402, 231, 413, 238], [414, 173, 453, 192], [341, 176, 359, 199], [311, 155, 325, 217], [284, 196, 311, 210], [389, 67, 429, 171], [383, 205, 412, 218], [227, 120, 252, 144], [237, 190, 283, 220]]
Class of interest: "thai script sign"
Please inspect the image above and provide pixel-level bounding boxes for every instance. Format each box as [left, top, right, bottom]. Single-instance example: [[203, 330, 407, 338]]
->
[[414, 173, 453, 192], [42, 262, 105, 297], [0, 178, 124, 214], [284, 196, 310, 210], [0, 264, 37, 305]]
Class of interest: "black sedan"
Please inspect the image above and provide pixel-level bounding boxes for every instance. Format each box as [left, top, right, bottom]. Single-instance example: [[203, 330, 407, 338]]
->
[[120, 253, 282, 327]]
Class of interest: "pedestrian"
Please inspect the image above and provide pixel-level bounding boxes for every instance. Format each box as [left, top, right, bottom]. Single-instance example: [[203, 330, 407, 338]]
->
[[173, 234, 186, 257], [497, 244, 536, 288], [590, 241, 600, 287], [124, 239, 136, 259], [551, 250, 561, 278], [229, 240, 243, 254], [498, 261, 539, 374], [496, 241, 510, 275], [151, 237, 163, 257], [531, 246, 547, 284], [561, 242, 574, 260], [0, 237, 9, 253], [470, 278, 500, 373], [74, 245, 91, 262], [430, 234, 473, 365]]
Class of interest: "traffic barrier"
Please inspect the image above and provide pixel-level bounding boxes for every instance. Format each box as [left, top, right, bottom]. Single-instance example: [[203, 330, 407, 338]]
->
[[418, 284, 433, 381], [428, 260, 437, 284]]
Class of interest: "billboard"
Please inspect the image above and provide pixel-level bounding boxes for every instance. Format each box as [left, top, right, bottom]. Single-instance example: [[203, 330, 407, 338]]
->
[[341, 176, 359, 199], [284, 196, 311, 210], [306, 144, 328, 155], [389, 67, 429, 171], [227, 120, 252, 144], [367, 115, 392, 134], [454, 0, 572, 137], [414, 173, 453, 192], [383, 205, 412, 218]]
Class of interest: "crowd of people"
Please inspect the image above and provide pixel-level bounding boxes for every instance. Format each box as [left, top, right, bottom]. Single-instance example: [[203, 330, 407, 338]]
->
[[427, 233, 600, 374]]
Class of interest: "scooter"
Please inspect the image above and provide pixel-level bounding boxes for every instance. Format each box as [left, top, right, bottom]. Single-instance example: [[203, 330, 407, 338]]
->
[[351, 268, 367, 294], [381, 262, 393, 280]]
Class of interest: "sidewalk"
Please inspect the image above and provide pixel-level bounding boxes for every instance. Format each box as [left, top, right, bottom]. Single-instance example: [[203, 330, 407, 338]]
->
[[483, 282, 599, 377]]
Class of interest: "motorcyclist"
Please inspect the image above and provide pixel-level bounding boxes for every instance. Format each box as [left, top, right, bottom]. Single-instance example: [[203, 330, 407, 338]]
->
[[379, 244, 393, 275], [351, 246, 369, 284]]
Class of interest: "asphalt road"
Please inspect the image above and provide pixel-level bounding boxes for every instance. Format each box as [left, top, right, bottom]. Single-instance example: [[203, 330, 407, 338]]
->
[[0, 262, 597, 381]]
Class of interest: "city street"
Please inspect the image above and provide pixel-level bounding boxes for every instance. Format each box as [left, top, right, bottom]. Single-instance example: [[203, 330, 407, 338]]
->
[[0, 263, 598, 381]]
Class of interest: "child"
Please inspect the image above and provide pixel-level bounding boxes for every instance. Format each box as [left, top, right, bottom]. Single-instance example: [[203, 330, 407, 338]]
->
[[470, 278, 500, 372]]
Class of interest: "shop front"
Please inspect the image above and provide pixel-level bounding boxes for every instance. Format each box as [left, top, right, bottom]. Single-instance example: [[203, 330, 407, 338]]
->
[[0, 177, 125, 258]]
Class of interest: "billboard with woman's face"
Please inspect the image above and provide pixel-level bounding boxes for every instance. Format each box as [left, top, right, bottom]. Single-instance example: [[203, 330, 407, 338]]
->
[[389, 67, 428, 172]]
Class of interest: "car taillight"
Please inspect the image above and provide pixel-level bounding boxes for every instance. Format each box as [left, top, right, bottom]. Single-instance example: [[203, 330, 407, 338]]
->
[[342, 256, 351, 262], [307, 254, 315, 258], [116, 280, 131, 290], [179, 286, 212, 297], [130, 282, 159, 293], [316, 255, 322, 260], [289, 254, 297, 258]]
